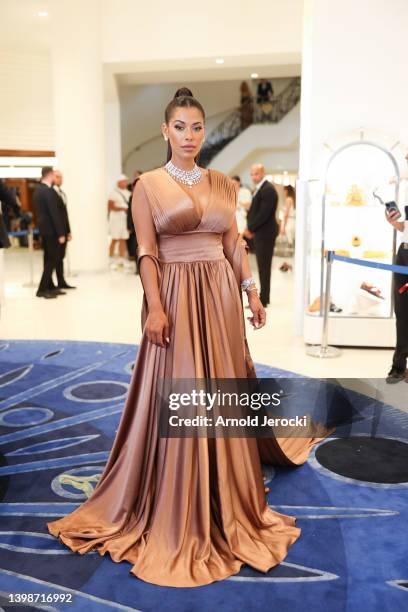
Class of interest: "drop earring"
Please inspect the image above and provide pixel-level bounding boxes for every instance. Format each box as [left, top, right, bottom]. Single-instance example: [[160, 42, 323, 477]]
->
[[164, 135, 168, 142]]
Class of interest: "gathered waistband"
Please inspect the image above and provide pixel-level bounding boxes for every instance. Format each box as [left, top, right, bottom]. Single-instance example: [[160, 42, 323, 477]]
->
[[158, 232, 224, 263]]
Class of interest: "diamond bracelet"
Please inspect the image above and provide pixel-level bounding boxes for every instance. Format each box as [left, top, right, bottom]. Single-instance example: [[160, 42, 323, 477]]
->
[[241, 278, 258, 292]]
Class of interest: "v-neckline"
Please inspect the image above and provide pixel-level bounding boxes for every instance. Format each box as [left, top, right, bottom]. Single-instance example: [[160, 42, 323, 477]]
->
[[161, 166, 213, 224]]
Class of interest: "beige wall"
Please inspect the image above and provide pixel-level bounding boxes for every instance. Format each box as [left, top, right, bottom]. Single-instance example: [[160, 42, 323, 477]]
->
[[100, 0, 303, 64], [0, 50, 54, 150]]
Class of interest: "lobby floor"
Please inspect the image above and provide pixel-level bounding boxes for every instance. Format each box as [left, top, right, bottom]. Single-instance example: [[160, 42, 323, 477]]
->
[[0, 247, 395, 379]]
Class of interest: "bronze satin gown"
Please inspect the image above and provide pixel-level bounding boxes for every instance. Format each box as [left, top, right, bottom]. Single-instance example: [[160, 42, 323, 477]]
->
[[48, 168, 325, 587]]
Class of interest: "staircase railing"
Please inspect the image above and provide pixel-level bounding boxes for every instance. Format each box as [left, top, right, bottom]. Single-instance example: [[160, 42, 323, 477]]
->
[[254, 76, 301, 123], [199, 77, 301, 167]]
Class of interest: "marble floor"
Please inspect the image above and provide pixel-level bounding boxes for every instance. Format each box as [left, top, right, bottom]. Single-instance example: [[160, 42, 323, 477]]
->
[[0, 247, 397, 381]]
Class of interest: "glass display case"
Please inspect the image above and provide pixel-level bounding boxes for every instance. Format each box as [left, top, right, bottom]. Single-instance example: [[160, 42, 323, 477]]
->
[[304, 140, 401, 347]]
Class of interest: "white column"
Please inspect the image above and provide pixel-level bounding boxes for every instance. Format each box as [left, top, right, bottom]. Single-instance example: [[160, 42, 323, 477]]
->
[[295, 0, 408, 333], [50, 0, 108, 272], [104, 69, 123, 195]]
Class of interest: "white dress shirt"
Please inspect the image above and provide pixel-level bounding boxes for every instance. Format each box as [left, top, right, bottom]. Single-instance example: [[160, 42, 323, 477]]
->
[[54, 185, 67, 205], [403, 221, 408, 243], [253, 177, 268, 195]]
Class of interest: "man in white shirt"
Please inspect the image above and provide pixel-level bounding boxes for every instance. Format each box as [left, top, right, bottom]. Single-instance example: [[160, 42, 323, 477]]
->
[[108, 174, 131, 269], [385, 205, 408, 382], [245, 164, 279, 307]]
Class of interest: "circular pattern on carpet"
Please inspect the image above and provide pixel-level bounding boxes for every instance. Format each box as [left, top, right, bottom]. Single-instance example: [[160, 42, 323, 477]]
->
[[315, 436, 408, 484], [0, 407, 54, 428], [63, 380, 129, 402]]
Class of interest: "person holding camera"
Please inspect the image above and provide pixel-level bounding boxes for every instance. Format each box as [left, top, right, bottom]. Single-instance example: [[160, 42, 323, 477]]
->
[[385, 204, 408, 383]]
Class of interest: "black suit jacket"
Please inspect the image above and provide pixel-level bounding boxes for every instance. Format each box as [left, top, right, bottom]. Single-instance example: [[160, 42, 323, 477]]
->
[[33, 183, 66, 238], [247, 180, 279, 239], [53, 187, 71, 235]]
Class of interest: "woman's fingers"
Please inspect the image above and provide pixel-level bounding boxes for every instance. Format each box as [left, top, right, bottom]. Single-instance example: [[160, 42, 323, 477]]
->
[[147, 325, 169, 347], [246, 304, 267, 330], [258, 307, 266, 328], [252, 308, 260, 328], [156, 330, 165, 348], [163, 321, 170, 345]]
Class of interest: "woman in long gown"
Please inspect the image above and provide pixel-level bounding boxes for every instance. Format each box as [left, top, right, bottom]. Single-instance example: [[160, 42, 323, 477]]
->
[[47, 88, 325, 588]]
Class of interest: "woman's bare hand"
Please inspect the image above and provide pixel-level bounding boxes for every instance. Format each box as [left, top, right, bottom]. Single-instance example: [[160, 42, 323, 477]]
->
[[246, 291, 266, 329], [145, 309, 170, 347]]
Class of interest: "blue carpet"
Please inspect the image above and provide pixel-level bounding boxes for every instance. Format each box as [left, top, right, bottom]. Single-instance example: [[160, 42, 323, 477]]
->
[[0, 339, 407, 611]]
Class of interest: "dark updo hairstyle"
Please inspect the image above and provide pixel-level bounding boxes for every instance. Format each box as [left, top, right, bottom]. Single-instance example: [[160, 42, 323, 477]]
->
[[164, 87, 206, 162], [284, 184, 296, 207]]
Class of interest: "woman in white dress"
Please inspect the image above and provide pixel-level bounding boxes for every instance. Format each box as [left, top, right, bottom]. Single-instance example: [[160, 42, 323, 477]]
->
[[231, 175, 252, 234], [279, 184, 296, 272], [108, 174, 131, 268]]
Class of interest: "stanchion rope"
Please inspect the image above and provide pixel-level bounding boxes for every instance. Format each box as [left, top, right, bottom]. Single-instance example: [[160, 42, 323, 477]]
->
[[332, 253, 408, 276]]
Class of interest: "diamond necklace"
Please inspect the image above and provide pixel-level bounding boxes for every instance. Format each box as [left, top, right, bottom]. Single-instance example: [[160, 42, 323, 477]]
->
[[165, 160, 202, 188]]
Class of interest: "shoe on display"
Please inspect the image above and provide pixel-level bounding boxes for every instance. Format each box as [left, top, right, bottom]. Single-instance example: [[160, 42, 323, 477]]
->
[[385, 368, 406, 384], [36, 291, 57, 299], [330, 302, 343, 313], [360, 282, 385, 300]]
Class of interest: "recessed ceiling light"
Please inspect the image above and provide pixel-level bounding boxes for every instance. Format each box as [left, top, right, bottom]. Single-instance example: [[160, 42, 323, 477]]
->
[[38, 11, 48, 17], [215, 58, 225, 64], [251, 72, 259, 79]]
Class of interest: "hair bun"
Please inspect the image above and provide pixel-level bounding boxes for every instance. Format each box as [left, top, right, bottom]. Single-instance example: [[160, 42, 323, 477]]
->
[[174, 87, 194, 99]]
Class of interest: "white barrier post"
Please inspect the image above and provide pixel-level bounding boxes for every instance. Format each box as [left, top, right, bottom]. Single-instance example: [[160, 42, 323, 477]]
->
[[306, 250, 341, 358], [23, 229, 36, 288]]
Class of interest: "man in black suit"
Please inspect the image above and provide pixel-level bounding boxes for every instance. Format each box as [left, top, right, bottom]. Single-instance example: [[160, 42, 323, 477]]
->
[[245, 164, 279, 307], [33, 167, 67, 299], [256, 79, 274, 104], [53, 170, 75, 289]]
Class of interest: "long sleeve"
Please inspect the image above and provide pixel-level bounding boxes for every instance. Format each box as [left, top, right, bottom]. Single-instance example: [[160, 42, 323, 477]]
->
[[223, 218, 257, 379], [46, 191, 65, 236], [132, 180, 160, 275], [247, 187, 277, 233], [65, 205, 71, 234], [222, 219, 250, 287], [61, 193, 71, 234], [132, 180, 162, 330]]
